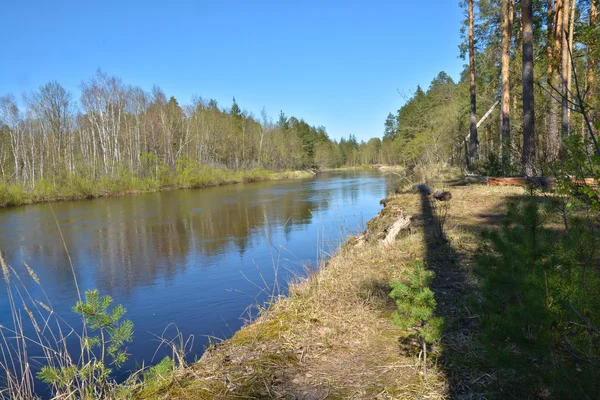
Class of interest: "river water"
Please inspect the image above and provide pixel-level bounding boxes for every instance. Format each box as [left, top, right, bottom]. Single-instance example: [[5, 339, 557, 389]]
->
[[0, 170, 393, 382]]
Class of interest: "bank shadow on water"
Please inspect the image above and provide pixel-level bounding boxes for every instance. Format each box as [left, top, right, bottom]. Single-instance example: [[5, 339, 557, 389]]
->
[[0, 171, 395, 395]]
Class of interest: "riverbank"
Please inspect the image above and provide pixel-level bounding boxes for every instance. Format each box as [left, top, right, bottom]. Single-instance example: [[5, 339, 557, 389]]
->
[[0, 168, 316, 209], [319, 165, 406, 173], [133, 179, 526, 399], [319, 165, 376, 172]]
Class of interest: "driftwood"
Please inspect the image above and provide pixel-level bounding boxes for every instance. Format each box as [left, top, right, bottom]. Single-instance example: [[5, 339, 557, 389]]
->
[[464, 174, 488, 184], [383, 211, 412, 246], [375, 184, 452, 246]]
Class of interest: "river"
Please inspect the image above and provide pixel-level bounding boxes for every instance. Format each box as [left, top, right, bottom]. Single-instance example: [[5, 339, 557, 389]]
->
[[0, 170, 393, 383]]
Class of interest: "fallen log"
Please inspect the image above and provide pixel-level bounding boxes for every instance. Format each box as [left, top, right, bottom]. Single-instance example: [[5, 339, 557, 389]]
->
[[487, 177, 531, 186], [464, 174, 488, 184], [383, 212, 412, 246], [487, 176, 556, 188], [486, 176, 599, 188], [570, 178, 599, 187]]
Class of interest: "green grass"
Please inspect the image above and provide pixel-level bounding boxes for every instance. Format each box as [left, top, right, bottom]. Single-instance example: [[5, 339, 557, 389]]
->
[[0, 167, 315, 208]]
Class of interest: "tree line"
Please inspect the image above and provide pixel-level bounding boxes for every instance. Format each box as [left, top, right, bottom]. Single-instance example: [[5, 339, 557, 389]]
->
[[0, 70, 385, 193], [384, 0, 599, 176]]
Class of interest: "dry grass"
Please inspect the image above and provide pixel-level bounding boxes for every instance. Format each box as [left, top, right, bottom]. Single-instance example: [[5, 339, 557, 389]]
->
[[375, 165, 406, 174], [152, 181, 530, 400], [273, 170, 316, 180]]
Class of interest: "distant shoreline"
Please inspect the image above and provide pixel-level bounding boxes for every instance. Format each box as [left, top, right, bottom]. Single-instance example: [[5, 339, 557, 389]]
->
[[0, 164, 404, 210], [0, 168, 316, 210]]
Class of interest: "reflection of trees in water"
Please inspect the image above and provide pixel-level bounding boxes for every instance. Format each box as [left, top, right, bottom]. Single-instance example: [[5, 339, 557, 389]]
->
[[87, 187, 322, 295], [0, 173, 393, 300], [0, 182, 322, 299], [340, 181, 360, 205]]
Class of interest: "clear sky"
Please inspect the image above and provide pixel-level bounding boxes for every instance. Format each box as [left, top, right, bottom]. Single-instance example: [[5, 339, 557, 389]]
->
[[0, 0, 465, 142]]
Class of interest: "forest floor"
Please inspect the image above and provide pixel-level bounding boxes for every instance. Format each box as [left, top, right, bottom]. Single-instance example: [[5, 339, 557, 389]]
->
[[136, 178, 527, 399]]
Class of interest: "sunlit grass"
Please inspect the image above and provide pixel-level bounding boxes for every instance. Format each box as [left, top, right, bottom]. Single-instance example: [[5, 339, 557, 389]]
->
[[0, 167, 316, 208]]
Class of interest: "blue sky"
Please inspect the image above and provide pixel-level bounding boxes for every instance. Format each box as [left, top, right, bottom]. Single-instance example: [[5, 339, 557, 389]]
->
[[0, 0, 465, 142]]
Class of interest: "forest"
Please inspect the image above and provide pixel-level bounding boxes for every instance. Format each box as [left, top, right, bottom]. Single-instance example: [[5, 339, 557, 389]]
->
[[378, 0, 600, 397], [4, 0, 597, 206], [0, 71, 383, 206], [1, 1, 599, 204], [383, 0, 599, 177]]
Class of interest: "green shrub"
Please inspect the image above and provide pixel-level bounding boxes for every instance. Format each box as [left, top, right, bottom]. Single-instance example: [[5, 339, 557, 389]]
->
[[67, 175, 98, 198], [0, 182, 26, 207], [31, 179, 59, 203]]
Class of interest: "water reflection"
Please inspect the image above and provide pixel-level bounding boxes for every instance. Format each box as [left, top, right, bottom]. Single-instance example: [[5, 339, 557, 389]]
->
[[0, 171, 392, 378]]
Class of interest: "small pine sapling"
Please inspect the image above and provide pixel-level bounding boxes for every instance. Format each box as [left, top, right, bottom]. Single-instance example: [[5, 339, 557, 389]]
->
[[38, 290, 134, 398], [389, 259, 443, 375]]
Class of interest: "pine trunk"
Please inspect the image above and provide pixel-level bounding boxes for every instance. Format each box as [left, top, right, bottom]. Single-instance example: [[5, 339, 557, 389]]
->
[[588, 0, 597, 125], [522, 0, 536, 177], [548, 0, 563, 162], [468, 0, 478, 167], [546, 0, 555, 83], [501, 0, 514, 172], [561, 0, 571, 139], [566, 0, 576, 127]]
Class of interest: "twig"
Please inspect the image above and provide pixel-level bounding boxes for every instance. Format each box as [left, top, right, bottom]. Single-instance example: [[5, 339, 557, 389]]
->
[[568, 303, 600, 335]]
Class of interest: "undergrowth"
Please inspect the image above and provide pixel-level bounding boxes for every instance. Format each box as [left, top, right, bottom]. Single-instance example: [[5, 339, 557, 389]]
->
[[472, 190, 600, 398]]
